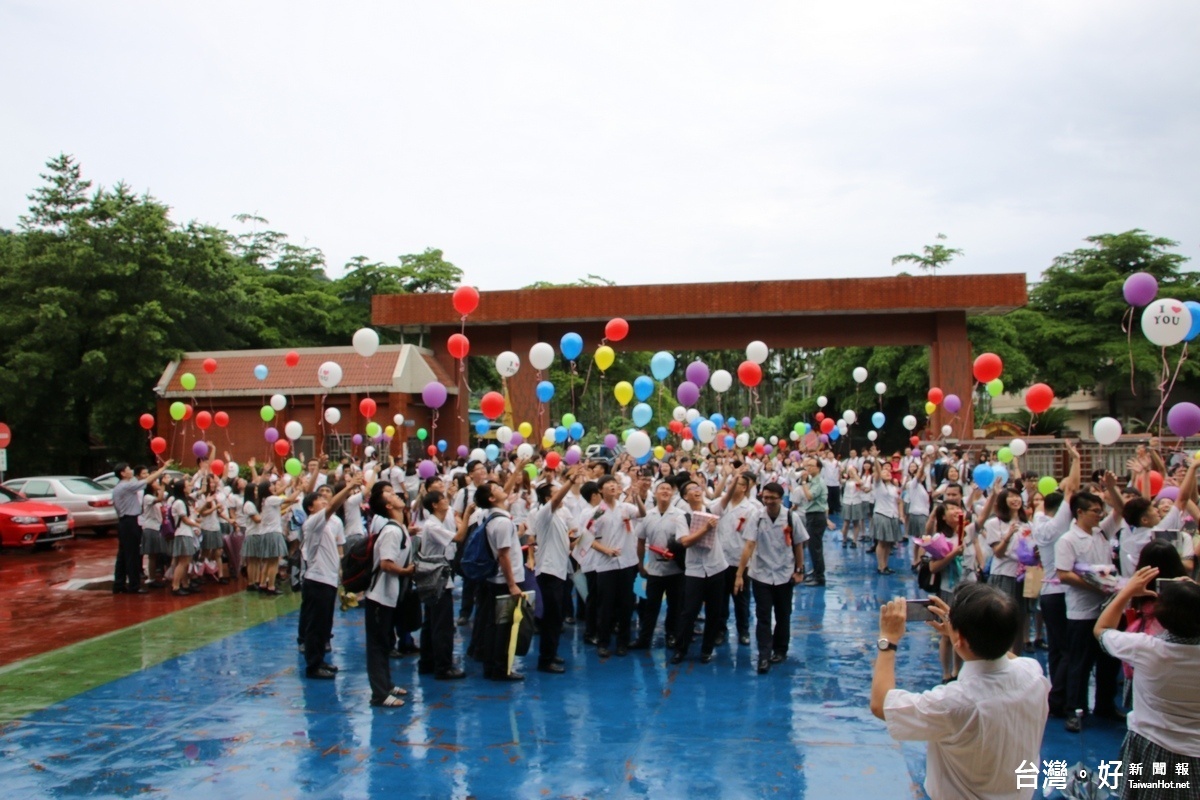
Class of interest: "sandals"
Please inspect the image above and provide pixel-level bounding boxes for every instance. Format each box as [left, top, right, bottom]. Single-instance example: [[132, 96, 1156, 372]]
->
[[371, 695, 405, 708], [390, 686, 408, 697]]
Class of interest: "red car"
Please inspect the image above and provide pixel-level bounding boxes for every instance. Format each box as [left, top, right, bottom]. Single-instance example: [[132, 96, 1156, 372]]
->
[[0, 485, 74, 548]]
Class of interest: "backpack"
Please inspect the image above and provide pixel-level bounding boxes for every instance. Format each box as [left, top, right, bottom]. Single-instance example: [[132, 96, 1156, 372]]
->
[[160, 501, 177, 540], [342, 521, 403, 593], [459, 513, 499, 583], [667, 512, 690, 569], [412, 534, 453, 603]]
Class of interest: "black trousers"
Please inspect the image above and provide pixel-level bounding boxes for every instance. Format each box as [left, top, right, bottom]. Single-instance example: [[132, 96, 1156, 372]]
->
[[674, 573, 726, 657], [1065, 616, 1120, 714], [596, 566, 638, 648], [460, 578, 478, 620], [827, 485, 841, 515], [720, 566, 751, 636], [751, 579, 794, 658], [583, 572, 599, 637], [1041, 593, 1069, 714], [476, 582, 517, 677], [364, 598, 395, 702], [638, 571, 684, 644], [537, 573, 567, 666], [113, 515, 143, 591], [419, 590, 456, 674], [805, 512, 827, 581], [301, 580, 338, 672]]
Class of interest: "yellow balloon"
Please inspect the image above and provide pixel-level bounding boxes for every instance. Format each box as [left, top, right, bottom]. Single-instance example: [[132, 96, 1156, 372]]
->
[[384, 425, 396, 437], [594, 345, 615, 373], [518, 422, 533, 438], [542, 435, 555, 449], [614, 380, 633, 406], [924, 401, 936, 415], [653, 446, 665, 460]]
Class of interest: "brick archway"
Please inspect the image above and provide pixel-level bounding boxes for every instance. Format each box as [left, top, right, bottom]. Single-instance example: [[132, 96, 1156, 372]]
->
[[373, 274, 1027, 448]]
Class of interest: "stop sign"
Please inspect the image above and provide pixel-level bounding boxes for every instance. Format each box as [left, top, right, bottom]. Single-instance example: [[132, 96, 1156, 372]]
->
[[0, 423, 10, 448]]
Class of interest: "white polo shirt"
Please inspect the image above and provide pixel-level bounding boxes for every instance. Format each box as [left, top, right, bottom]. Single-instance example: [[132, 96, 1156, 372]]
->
[[531, 503, 574, 580], [1100, 629, 1200, 758], [636, 505, 687, 578], [302, 512, 342, 588], [1032, 503, 1073, 597], [590, 502, 640, 573], [1054, 516, 1120, 620]]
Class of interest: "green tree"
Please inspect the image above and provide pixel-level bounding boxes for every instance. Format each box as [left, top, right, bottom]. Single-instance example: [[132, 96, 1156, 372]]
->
[[891, 233, 963, 276]]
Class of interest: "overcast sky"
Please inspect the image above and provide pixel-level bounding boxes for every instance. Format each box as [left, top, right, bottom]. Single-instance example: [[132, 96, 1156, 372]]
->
[[3, 1, 1198, 290]]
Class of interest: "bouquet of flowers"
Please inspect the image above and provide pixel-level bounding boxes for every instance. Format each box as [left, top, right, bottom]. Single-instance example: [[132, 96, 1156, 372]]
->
[[1072, 562, 1126, 594], [916, 533, 954, 560]]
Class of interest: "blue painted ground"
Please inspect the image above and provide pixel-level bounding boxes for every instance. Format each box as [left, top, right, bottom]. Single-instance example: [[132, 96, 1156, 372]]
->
[[0, 536, 1124, 799]]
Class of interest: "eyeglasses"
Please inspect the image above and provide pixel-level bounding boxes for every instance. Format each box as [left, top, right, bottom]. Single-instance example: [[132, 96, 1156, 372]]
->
[[1079, 506, 1104, 516]]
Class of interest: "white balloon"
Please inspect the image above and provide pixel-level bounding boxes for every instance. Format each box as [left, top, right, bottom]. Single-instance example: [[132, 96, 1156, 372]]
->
[[681, 438, 695, 451], [1092, 417, 1122, 446], [495, 351, 521, 378], [517, 443, 534, 459], [697, 420, 717, 444], [496, 426, 513, 444], [324, 407, 341, 425], [852, 367, 868, 384], [544, 428, 557, 444], [672, 406, 687, 422], [270, 394, 287, 411], [352, 327, 380, 358], [470, 448, 487, 463], [364, 446, 375, 458], [875, 382, 887, 395], [317, 361, 343, 389], [842, 410, 856, 424], [902, 415, 917, 431], [284, 421, 303, 440], [769, 436, 778, 445], [626, 430, 652, 458], [735, 433, 750, 448], [925, 445, 936, 456], [837, 420, 848, 433], [941, 424, 953, 437], [529, 342, 555, 371], [225, 461, 239, 477], [1009, 438, 1028, 456], [1141, 299, 1192, 347], [710, 369, 733, 393], [746, 340, 769, 365], [685, 408, 700, 423], [789, 431, 800, 441], [817, 395, 828, 408], [756, 437, 766, 446], [867, 431, 878, 441], [393, 413, 405, 427], [700, 447, 710, 457]]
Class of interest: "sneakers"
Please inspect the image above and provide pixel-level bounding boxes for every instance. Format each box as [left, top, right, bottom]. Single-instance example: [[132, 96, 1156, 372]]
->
[[757, 659, 770, 675], [435, 668, 467, 680], [306, 667, 336, 680], [769, 652, 785, 664], [537, 663, 566, 674], [1064, 714, 1082, 733], [738, 633, 751, 646]]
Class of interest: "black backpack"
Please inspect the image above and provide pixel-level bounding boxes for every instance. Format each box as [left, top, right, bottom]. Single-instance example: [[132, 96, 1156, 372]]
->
[[667, 512, 691, 569], [342, 521, 405, 593]]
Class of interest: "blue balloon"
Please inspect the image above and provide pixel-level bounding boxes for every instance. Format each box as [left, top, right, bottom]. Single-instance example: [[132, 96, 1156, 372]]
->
[[650, 351, 676, 381], [485, 444, 499, 461], [474, 419, 490, 435], [829, 427, 840, 441], [991, 464, 1010, 487], [709, 413, 724, 429], [254, 364, 268, 380], [632, 402, 653, 428], [554, 426, 568, 443], [1185, 301, 1200, 341], [536, 380, 555, 403], [560, 332, 583, 361], [690, 418, 702, 439], [656, 426, 668, 442], [871, 411, 886, 429], [973, 464, 994, 488], [569, 422, 584, 440], [637, 451, 652, 465], [437, 439, 447, 452], [634, 375, 655, 402], [724, 435, 735, 448]]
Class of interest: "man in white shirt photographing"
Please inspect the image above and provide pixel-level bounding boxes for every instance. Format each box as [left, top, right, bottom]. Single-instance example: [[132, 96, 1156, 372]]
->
[[870, 583, 1050, 800]]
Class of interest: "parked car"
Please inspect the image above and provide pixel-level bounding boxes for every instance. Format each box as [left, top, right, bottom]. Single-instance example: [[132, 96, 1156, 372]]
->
[[2, 476, 118, 534], [93, 469, 186, 489], [584, 445, 624, 465], [0, 485, 74, 548]]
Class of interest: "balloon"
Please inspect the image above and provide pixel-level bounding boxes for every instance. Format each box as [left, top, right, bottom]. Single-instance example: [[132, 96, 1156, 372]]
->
[[656, 426, 668, 441], [735, 433, 750, 448], [709, 369, 732, 393], [317, 361, 342, 389], [866, 431, 877, 442], [828, 428, 840, 441], [972, 353, 1003, 384], [871, 412, 885, 429], [418, 459, 438, 479], [685, 361, 710, 387], [183, 404, 193, 422], [285, 421, 303, 440], [352, 328, 380, 358], [842, 410, 856, 424], [451, 285, 479, 316], [672, 406, 687, 423], [417, 428, 427, 441], [283, 458, 302, 477], [495, 351, 520, 377], [944, 394, 962, 414], [254, 364, 269, 381], [274, 439, 291, 457], [190, 440, 208, 460], [264, 427, 280, 443], [711, 413, 725, 428], [285, 351, 300, 367], [1167, 402, 1200, 438], [544, 451, 562, 471], [496, 426, 513, 444], [447, 333, 470, 359], [603, 433, 618, 449], [260, 405, 275, 422], [941, 425, 953, 437], [437, 439, 447, 453], [614, 381, 633, 407], [837, 420, 848, 433], [631, 375, 654, 403], [324, 407, 341, 425], [676, 381, 700, 407], [852, 367, 867, 384], [518, 422, 532, 438], [986, 378, 1004, 397], [630, 403, 652, 428], [594, 345, 615, 372], [358, 397, 376, 418], [209, 459, 225, 477], [479, 391, 505, 420], [650, 446, 664, 460], [820, 418, 835, 434], [517, 443, 535, 460], [560, 333, 583, 361], [138, 413, 155, 430], [266, 394, 285, 412], [997, 447, 1013, 463], [902, 415, 917, 431], [422, 382, 448, 409], [150, 436, 167, 454], [1025, 383, 1054, 414], [565, 446, 582, 465], [1123, 272, 1158, 306], [992, 465, 1010, 486], [533, 380, 554, 403], [973, 465, 994, 488], [384, 425, 395, 438], [681, 438, 695, 451], [1091, 416, 1121, 445], [484, 444, 499, 461], [195, 411, 212, 430], [816, 395, 827, 408], [569, 422, 584, 440], [927, 388, 944, 405], [626, 431, 652, 458], [605, 318, 629, 341], [746, 341, 769, 365], [687, 409, 701, 423], [529, 342, 555, 371], [169, 402, 187, 421], [560, 412, 576, 429], [553, 426, 567, 444], [789, 431, 799, 441], [875, 382, 887, 395], [365, 421, 381, 438], [426, 445, 436, 456], [815, 412, 825, 423], [1186, 301, 1200, 342], [352, 434, 363, 445], [1142, 299, 1192, 347], [199, 357, 217, 375], [180, 372, 196, 391], [1038, 476, 1059, 496], [650, 351, 676, 381], [697, 420, 717, 444], [1157, 486, 1179, 502], [1009, 438, 1028, 457], [924, 401, 937, 415], [737, 361, 762, 387]]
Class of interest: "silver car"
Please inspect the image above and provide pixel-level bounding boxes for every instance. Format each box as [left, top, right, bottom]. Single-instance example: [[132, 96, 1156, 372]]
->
[[2, 476, 119, 534], [94, 469, 186, 490]]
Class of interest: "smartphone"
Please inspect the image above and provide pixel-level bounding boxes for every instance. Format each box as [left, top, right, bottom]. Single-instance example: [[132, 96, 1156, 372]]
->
[[1154, 529, 1179, 543], [906, 598, 937, 623]]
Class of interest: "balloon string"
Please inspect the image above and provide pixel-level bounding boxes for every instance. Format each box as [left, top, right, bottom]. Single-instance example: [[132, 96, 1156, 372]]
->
[[1147, 345, 1187, 434], [1123, 307, 1137, 396], [569, 360, 578, 417], [579, 357, 595, 406]]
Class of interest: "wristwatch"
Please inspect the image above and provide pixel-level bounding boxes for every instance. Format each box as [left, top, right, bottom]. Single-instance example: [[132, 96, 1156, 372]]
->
[[877, 637, 898, 652]]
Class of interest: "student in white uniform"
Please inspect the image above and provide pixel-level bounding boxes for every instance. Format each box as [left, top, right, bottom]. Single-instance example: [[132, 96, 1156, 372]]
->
[[532, 468, 584, 672], [300, 477, 361, 679], [417, 490, 467, 679], [634, 480, 688, 650], [363, 481, 415, 707], [590, 474, 647, 658], [671, 480, 727, 665]]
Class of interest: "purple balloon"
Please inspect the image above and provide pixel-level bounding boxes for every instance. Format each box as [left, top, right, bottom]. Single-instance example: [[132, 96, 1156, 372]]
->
[[1157, 486, 1180, 502], [790, 450, 802, 462], [685, 361, 710, 386], [1167, 402, 1200, 438], [819, 434, 829, 444], [192, 441, 209, 459], [422, 381, 448, 409], [264, 427, 279, 443], [742, 417, 751, 428], [676, 381, 700, 407], [763, 444, 774, 454], [1123, 272, 1158, 307], [564, 448, 581, 465], [457, 445, 469, 458], [417, 460, 437, 479], [604, 433, 618, 449], [510, 432, 524, 446], [944, 394, 962, 414], [503, 441, 514, 451], [351, 434, 363, 445]]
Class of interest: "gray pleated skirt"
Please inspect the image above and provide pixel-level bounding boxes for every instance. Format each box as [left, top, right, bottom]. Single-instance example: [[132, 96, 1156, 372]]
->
[[872, 514, 903, 543], [142, 527, 164, 556], [171, 535, 197, 558]]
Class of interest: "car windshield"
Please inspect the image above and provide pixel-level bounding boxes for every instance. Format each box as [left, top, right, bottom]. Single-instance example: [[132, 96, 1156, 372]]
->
[[61, 478, 109, 495], [0, 487, 16, 504]]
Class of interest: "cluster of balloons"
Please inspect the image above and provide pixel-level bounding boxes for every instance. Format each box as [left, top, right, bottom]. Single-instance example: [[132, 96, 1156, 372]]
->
[[1124, 273, 1200, 347]]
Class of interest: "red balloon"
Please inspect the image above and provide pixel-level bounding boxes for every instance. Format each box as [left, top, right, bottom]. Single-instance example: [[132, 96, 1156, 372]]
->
[[210, 459, 226, 477], [427, 445, 437, 456], [202, 357, 218, 374], [1025, 383, 1055, 414], [605, 318, 629, 342], [668, 420, 683, 434], [819, 418, 835, 434], [274, 439, 291, 457], [150, 436, 167, 454], [545, 452, 562, 470], [195, 411, 213, 430], [214, 411, 229, 428], [182, 404, 194, 421], [480, 391, 506, 420], [754, 443, 765, 454], [1148, 470, 1164, 497], [452, 285, 480, 316], [815, 412, 825, 423], [737, 360, 762, 388], [285, 351, 300, 367], [359, 397, 377, 418], [681, 428, 693, 440], [973, 353, 1003, 383], [665, 445, 674, 453], [927, 387, 944, 405], [139, 413, 155, 430], [910, 436, 921, 448], [447, 333, 470, 359]]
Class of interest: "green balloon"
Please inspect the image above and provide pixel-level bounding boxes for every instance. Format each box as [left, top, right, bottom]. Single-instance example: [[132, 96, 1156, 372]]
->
[[169, 401, 186, 421], [180, 372, 196, 391], [562, 412, 577, 428], [997, 447, 1013, 463], [365, 421, 381, 438], [417, 427, 428, 441], [260, 405, 275, 422], [622, 428, 633, 442], [1038, 476, 1058, 495], [986, 378, 1004, 397], [524, 464, 538, 480], [793, 422, 803, 433], [285, 457, 303, 476]]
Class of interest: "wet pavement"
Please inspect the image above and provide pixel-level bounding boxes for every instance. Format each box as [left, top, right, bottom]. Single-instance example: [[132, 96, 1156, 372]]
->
[[0, 534, 1124, 799]]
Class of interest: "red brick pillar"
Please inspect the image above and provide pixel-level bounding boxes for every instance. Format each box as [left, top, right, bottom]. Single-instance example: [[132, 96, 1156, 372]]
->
[[507, 323, 542, 440], [929, 311, 974, 439]]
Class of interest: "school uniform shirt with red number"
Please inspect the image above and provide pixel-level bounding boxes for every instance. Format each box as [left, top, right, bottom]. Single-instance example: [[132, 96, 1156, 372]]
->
[[590, 502, 640, 573], [713, 496, 757, 568], [744, 507, 808, 585]]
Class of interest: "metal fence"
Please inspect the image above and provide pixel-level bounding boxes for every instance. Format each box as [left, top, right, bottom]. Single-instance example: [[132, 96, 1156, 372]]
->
[[955, 438, 1200, 480]]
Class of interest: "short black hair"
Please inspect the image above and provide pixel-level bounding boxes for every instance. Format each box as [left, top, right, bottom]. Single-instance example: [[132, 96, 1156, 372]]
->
[[580, 481, 600, 503], [535, 483, 554, 506], [424, 475, 443, 490], [760, 482, 784, 498], [113, 462, 130, 476], [1122, 497, 1153, 528], [475, 482, 498, 509], [1069, 491, 1103, 519], [596, 475, 617, 491], [1043, 491, 1065, 514], [368, 481, 391, 517], [422, 489, 444, 514], [466, 460, 483, 473], [133, 464, 148, 476], [1155, 579, 1200, 638], [302, 492, 320, 514], [948, 582, 1020, 660]]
